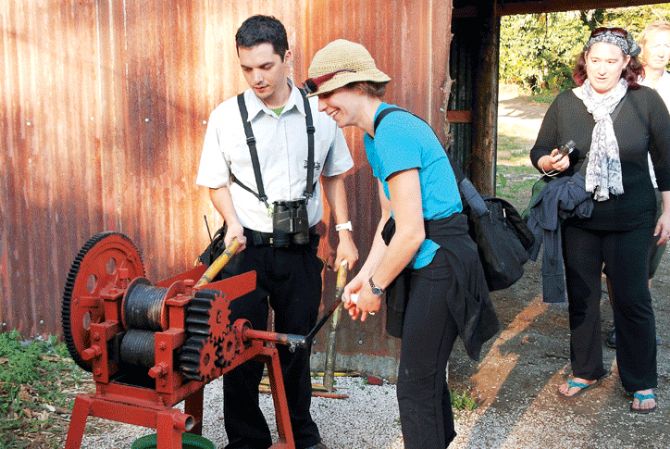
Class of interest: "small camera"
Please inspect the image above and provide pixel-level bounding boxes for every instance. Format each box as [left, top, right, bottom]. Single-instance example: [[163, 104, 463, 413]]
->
[[272, 199, 310, 247], [558, 140, 576, 156]]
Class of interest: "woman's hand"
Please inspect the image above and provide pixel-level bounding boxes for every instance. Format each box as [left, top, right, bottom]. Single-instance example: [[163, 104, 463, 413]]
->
[[538, 148, 571, 174], [654, 210, 670, 245], [342, 274, 381, 322]]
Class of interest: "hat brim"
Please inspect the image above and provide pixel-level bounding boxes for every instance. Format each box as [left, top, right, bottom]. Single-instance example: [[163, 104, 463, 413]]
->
[[306, 70, 391, 97]]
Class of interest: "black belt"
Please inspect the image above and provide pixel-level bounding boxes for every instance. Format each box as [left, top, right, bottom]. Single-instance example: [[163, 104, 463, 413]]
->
[[243, 226, 319, 247]]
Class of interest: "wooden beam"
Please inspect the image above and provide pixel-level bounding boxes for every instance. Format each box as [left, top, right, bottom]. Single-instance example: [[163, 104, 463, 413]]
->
[[446, 110, 472, 123], [471, 1, 499, 196]]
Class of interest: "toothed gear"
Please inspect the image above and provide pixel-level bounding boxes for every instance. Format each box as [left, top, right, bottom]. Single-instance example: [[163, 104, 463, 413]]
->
[[61, 232, 145, 372], [179, 289, 232, 380], [220, 332, 238, 367], [207, 294, 231, 343]]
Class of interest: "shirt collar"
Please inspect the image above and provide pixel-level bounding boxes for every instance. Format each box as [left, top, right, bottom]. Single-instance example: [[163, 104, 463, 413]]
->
[[243, 79, 306, 122]]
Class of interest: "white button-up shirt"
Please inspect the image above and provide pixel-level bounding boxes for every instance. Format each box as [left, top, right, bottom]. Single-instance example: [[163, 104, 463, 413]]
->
[[641, 71, 670, 188], [196, 83, 353, 232]]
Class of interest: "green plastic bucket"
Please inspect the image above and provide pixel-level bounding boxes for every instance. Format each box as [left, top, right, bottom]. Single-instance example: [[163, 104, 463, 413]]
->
[[131, 432, 215, 449]]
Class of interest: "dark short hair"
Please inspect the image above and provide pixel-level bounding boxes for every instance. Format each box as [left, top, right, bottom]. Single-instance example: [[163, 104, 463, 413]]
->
[[235, 15, 289, 60], [349, 81, 388, 98], [572, 49, 643, 89]]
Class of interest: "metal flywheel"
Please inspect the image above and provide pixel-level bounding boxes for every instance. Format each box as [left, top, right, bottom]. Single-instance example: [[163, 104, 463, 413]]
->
[[61, 232, 145, 371]]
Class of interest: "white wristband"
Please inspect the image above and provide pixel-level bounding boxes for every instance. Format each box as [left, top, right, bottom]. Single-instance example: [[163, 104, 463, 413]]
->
[[335, 221, 353, 232]]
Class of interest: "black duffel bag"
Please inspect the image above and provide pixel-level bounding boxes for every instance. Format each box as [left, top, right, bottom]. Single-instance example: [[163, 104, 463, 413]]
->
[[459, 178, 534, 291]]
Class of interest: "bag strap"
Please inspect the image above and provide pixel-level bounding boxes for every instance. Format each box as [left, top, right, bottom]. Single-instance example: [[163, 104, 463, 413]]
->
[[610, 92, 627, 123], [374, 107, 484, 214], [235, 89, 316, 207], [374, 106, 466, 184]]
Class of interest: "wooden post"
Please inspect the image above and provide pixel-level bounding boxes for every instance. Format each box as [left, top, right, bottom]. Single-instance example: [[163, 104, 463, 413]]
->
[[471, 0, 500, 196]]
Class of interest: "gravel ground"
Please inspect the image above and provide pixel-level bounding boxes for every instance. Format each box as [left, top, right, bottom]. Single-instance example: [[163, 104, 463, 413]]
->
[[80, 376, 405, 449], [79, 249, 669, 449]]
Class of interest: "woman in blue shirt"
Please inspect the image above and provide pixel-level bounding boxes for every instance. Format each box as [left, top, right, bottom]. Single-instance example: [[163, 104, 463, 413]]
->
[[305, 39, 498, 449]]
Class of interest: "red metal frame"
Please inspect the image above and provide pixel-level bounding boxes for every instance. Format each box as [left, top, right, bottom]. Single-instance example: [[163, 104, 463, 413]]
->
[[64, 256, 296, 449]]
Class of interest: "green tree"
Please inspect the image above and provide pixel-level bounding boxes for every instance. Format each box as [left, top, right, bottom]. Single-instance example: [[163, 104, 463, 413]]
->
[[500, 5, 670, 94]]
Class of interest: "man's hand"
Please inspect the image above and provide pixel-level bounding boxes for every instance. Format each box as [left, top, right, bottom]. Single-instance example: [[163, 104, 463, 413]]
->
[[334, 231, 358, 270], [224, 223, 247, 253]]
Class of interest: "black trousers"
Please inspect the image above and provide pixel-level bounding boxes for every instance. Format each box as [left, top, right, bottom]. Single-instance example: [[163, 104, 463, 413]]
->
[[397, 249, 459, 449], [222, 240, 323, 449], [563, 224, 657, 392]]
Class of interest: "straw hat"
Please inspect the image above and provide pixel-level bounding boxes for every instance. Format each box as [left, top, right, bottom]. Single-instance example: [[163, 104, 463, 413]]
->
[[305, 39, 390, 96]]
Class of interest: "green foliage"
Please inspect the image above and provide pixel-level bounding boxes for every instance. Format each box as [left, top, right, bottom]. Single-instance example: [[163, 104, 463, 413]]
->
[[500, 5, 670, 94], [451, 388, 478, 411], [0, 331, 84, 448]]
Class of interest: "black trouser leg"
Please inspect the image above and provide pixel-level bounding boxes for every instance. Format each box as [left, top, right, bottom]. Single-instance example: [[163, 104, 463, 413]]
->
[[223, 247, 272, 449], [397, 250, 459, 449], [603, 227, 657, 391], [223, 243, 323, 449], [267, 245, 323, 449], [563, 225, 609, 380]]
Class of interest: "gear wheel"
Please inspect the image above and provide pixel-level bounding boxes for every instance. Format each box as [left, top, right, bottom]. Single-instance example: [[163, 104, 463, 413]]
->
[[219, 332, 238, 368], [179, 289, 231, 380], [207, 294, 231, 343], [62, 232, 145, 372], [179, 334, 221, 382]]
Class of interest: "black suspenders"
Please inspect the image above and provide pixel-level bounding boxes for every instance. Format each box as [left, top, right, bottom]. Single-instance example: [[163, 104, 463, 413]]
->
[[234, 89, 316, 208]]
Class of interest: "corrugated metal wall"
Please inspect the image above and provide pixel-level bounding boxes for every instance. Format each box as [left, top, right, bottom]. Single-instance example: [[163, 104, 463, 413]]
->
[[1, 0, 452, 376]]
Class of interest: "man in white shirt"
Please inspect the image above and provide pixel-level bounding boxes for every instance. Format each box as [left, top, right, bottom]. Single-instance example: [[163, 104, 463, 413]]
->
[[196, 15, 358, 449], [606, 21, 669, 350]]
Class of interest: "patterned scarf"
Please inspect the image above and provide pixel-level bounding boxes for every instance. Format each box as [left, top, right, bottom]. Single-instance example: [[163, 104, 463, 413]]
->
[[580, 78, 628, 201]]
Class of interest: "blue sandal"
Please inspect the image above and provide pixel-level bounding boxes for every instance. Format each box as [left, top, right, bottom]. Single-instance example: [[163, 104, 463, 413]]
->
[[630, 391, 657, 414], [559, 379, 598, 398], [559, 372, 609, 398]]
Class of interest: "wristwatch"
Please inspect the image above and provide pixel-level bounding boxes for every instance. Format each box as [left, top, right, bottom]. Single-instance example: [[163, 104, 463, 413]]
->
[[368, 277, 385, 296]]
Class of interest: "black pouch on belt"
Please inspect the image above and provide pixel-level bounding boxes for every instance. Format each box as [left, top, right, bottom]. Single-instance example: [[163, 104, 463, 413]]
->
[[381, 217, 411, 338], [198, 225, 245, 280]]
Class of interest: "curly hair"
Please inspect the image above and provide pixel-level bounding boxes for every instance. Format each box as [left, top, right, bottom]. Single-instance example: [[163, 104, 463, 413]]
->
[[572, 47, 643, 89]]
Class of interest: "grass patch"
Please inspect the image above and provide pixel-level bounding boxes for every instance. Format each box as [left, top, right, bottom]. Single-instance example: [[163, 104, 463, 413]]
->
[[496, 164, 539, 211], [451, 389, 478, 411], [529, 89, 559, 104], [497, 135, 535, 166], [0, 330, 86, 448]]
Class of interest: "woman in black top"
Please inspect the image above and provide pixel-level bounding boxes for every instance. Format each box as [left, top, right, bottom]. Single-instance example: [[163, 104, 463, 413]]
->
[[530, 27, 670, 413]]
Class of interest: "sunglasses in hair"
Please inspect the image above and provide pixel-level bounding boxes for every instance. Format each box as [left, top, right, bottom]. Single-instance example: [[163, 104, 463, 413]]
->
[[591, 27, 628, 38], [303, 69, 355, 94]]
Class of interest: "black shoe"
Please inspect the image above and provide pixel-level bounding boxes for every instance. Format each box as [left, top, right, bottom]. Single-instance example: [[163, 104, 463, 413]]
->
[[606, 328, 616, 348]]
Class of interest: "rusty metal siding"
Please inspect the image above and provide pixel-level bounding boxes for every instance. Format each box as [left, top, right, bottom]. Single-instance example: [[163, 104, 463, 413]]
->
[[296, 1, 453, 366], [1, 1, 452, 375]]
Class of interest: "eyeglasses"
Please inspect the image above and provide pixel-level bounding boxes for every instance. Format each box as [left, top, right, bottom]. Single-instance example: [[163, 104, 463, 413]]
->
[[303, 69, 355, 94], [591, 27, 628, 39]]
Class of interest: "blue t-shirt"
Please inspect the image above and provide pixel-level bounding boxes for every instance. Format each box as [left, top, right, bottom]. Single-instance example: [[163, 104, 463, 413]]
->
[[364, 103, 462, 268]]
